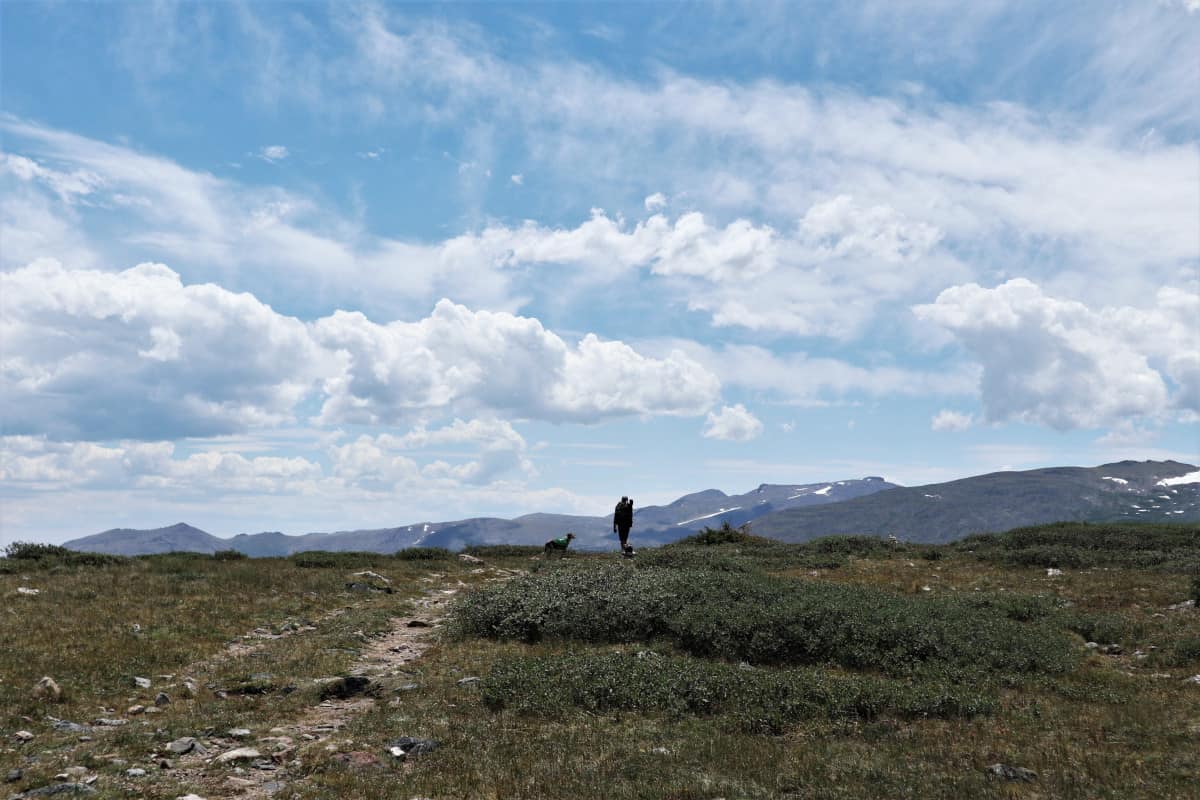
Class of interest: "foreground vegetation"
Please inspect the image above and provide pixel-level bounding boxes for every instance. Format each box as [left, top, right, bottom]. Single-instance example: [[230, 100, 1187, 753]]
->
[[2, 522, 1198, 799]]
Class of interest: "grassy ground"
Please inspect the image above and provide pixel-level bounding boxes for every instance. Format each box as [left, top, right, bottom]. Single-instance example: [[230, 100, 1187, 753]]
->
[[2, 526, 1198, 799]]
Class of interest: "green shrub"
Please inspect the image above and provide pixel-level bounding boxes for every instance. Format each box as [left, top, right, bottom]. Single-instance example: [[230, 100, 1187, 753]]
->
[[674, 522, 770, 547], [1, 542, 128, 569], [1063, 612, 1133, 644], [921, 548, 944, 561], [453, 563, 1078, 677], [958, 522, 1200, 572], [1191, 575, 1200, 605], [1167, 636, 1200, 667], [290, 551, 388, 569], [213, 549, 247, 561], [395, 546, 453, 561], [461, 544, 544, 558], [482, 651, 996, 733]]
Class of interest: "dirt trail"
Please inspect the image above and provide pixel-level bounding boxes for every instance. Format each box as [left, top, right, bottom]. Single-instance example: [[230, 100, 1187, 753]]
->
[[177, 567, 520, 799]]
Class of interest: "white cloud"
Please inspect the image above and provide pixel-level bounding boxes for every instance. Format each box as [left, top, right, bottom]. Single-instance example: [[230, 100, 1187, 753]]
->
[[644, 192, 667, 211], [0, 436, 320, 494], [915, 279, 1198, 429], [931, 410, 974, 432], [510, 173, 523, 185], [1, 259, 329, 441], [798, 195, 943, 263], [258, 145, 289, 162], [2, 261, 721, 442], [702, 404, 764, 441], [313, 298, 721, 425]]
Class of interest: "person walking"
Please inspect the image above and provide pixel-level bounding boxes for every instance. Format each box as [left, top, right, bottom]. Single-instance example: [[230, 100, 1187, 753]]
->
[[613, 495, 634, 555]]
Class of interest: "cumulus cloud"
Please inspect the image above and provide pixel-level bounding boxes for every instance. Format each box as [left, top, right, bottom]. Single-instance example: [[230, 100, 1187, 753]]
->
[[0, 436, 320, 494], [314, 299, 720, 425], [931, 410, 974, 432], [915, 279, 1198, 429], [258, 145, 289, 162], [798, 195, 943, 263], [1, 259, 329, 440], [2, 261, 721, 441], [644, 192, 667, 211], [702, 404, 764, 441], [510, 173, 523, 185]]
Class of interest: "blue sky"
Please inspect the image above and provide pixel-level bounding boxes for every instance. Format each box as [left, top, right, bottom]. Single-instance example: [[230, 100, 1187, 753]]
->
[[1, 1, 1197, 544]]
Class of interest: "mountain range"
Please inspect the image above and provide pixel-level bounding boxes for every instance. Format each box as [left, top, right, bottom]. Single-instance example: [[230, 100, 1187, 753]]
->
[[60, 460, 1199, 556]]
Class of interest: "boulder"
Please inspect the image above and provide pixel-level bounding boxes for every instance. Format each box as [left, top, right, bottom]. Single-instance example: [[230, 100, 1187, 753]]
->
[[986, 763, 1037, 782], [215, 747, 261, 764]]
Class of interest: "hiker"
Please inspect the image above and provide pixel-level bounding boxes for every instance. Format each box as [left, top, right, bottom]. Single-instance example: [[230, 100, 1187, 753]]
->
[[544, 532, 576, 557], [613, 496, 634, 555]]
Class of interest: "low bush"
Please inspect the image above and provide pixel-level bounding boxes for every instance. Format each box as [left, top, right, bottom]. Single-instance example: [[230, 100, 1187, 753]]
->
[[213, 549, 247, 561], [958, 522, 1200, 572], [482, 651, 996, 733], [290, 551, 389, 569], [395, 547, 454, 561], [1163, 635, 1200, 667], [461, 544, 544, 558], [1062, 612, 1136, 644], [453, 564, 1078, 677], [674, 522, 772, 547], [1, 541, 128, 570], [1192, 575, 1200, 605]]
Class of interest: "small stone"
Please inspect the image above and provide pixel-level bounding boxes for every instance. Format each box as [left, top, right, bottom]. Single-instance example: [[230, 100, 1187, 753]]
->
[[387, 736, 439, 757], [17, 587, 40, 595], [458, 553, 484, 564], [226, 728, 251, 739], [125, 768, 147, 777], [986, 763, 1038, 782], [1101, 643, 1123, 655], [1084, 642, 1100, 650], [182, 680, 198, 697], [396, 683, 421, 692], [92, 718, 127, 727], [351, 570, 391, 584], [133, 677, 151, 689], [14, 730, 34, 741], [6, 768, 23, 783], [167, 737, 198, 754], [33, 676, 62, 702], [154, 692, 170, 706], [456, 676, 480, 686], [1046, 568, 1063, 577], [1185, 674, 1200, 685], [127, 705, 145, 715], [176, 795, 208, 800], [215, 747, 261, 764], [651, 747, 673, 755], [144, 706, 162, 714]]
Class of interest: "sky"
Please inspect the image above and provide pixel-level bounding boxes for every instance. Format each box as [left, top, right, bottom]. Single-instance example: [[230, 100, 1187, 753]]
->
[[1, 1, 1198, 545]]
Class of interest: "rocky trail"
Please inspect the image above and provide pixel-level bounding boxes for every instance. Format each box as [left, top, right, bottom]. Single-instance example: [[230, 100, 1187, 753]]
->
[[9, 561, 524, 800]]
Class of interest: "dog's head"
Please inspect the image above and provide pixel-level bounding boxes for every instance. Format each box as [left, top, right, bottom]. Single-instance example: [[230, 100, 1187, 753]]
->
[[566, 532, 576, 541]]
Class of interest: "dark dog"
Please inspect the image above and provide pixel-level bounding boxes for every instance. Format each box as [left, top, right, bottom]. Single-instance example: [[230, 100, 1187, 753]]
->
[[544, 532, 576, 557]]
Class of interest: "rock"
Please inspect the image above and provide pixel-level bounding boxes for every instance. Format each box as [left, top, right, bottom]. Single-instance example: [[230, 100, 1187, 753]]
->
[[226, 728, 251, 739], [133, 677, 151, 689], [92, 718, 127, 727], [1101, 644, 1123, 655], [182, 680, 198, 698], [168, 737, 201, 755], [6, 768, 23, 783], [33, 677, 62, 702], [1167, 599, 1196, 611], [51, 720, 90, 733], [351, 570, 391, 584], [215, 747, 261, 764], [127, 705, 145, 715], [1084, 642, 1100, 650], [986, 763, 1038, 782], [387, 736, 439, 758], [396, 683, 421, 692], [406, 619, 431, 628], [14, 730, 34, 742], [345, 582, 393, 594], [456, 676, 480, 686], [176, 795, 208, 800], [154, 692, 171, 706], [458, 554, 484, 564], [651, 747, 673, 756], [125, 768, 146, 777], [13, 784, 96, 797], [17, 587, 39, 596], [1046, 568, 1063, 577], [1185, 675, 1200, 685], [318, 675, 373, 700]]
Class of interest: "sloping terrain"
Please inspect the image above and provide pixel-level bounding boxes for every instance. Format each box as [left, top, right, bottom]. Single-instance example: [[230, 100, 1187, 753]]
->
[[752, 460, 1200, 543]]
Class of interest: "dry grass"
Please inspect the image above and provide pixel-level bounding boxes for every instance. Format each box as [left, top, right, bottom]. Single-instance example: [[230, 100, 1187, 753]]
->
[[2, 541, 1198, 799]]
